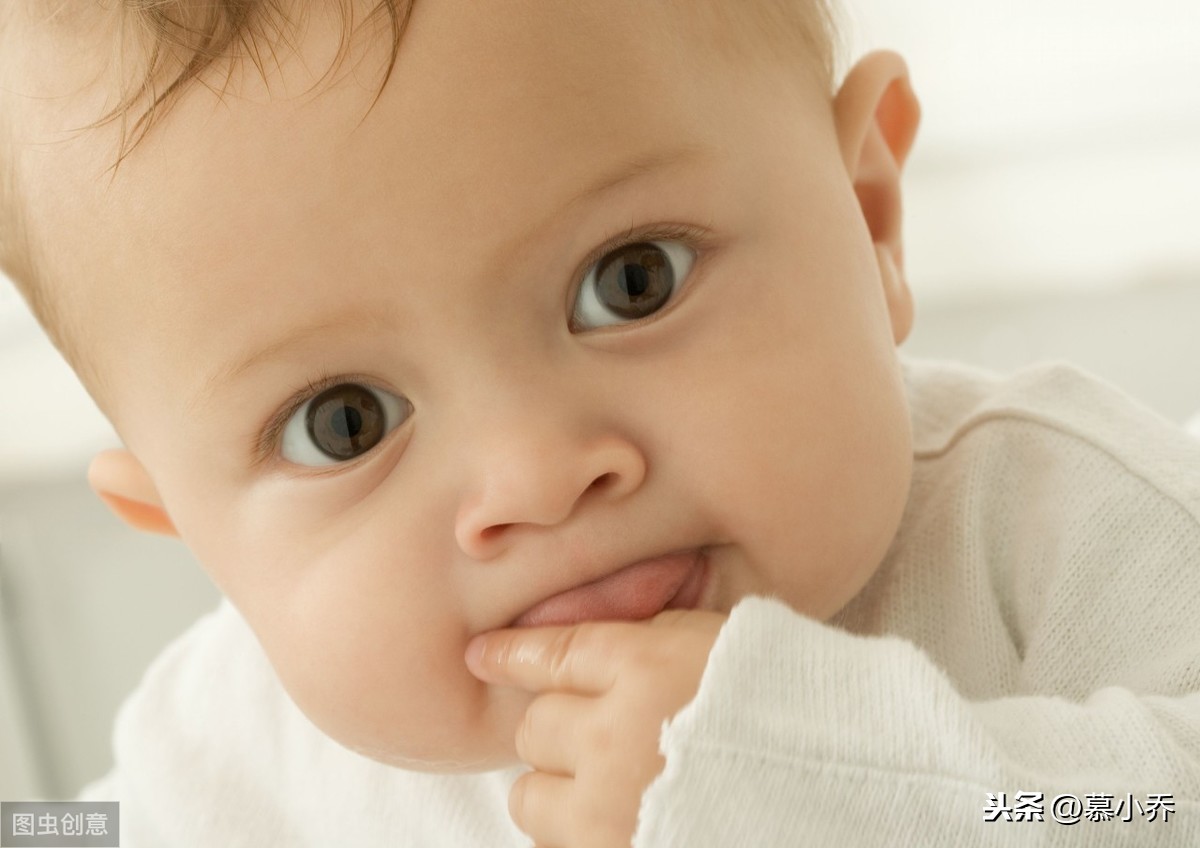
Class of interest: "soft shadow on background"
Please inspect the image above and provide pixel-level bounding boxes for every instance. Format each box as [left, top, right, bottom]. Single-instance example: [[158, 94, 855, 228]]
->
[[1, 0, 1198, 799]]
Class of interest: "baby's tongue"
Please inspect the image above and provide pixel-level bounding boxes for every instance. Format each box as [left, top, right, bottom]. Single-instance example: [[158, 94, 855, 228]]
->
[[512, 554, 694, 628]]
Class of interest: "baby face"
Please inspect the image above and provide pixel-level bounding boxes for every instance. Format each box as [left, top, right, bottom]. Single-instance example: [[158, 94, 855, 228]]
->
[[19, 0, 914, 769]]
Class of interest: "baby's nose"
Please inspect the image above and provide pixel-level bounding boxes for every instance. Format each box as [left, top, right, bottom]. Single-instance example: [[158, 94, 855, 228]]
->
[[453, 424, 646, 560]]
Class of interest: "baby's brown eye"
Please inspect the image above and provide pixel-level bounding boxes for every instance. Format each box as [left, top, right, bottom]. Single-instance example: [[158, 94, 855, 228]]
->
[[280, 382, 412, 467], [307, 384, 384, 460], [572, 239, 696, 330], [595, 243, 672, 317]]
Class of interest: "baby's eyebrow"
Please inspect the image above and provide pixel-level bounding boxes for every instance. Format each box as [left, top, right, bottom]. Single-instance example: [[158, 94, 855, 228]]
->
[[562, 141, 713, 216], [190, 141, 715, 409], [491, 140, 715, 272], [190, 306, 398, 411]]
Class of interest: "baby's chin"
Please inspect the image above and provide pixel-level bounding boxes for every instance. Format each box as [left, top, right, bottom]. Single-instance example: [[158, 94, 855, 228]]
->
[[342, 740, 519, 774], [327, 723, 520, 773]]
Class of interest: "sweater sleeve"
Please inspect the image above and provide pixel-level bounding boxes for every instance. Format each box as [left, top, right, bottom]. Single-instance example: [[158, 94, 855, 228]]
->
[[633, 596, 1200, 848]]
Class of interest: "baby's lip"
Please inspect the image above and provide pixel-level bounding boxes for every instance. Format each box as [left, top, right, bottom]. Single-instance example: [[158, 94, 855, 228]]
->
[[510, 549, 706, 628]]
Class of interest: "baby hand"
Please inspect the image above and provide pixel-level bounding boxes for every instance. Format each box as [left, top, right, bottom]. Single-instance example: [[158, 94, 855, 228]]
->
[[465, 609, 727, 848]]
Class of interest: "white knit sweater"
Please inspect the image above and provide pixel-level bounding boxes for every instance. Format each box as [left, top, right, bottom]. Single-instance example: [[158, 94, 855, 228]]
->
[[80, 357, 1200, 846]]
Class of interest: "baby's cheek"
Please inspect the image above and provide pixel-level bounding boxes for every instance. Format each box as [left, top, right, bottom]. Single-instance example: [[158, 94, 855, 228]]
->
[[259, 615, 521, 771]]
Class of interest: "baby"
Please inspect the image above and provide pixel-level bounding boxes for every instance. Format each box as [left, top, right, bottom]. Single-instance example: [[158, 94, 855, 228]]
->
[[3, 0, 1199, 845]]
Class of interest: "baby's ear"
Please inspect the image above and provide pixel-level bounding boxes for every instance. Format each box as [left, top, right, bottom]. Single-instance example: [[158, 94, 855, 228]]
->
[[87, 449, 178, 537], [833, 49, 922, 346]]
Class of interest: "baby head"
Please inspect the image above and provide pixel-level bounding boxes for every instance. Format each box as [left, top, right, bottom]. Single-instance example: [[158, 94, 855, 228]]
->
[[0, 0, 920, 770]]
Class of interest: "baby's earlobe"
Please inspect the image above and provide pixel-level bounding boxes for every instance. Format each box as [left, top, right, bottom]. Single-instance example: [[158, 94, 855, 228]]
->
[[876, 244, 914, 346]]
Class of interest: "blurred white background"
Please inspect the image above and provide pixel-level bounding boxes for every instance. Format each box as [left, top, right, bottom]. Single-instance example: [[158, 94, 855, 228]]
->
[[1, 0, 1199, 800]]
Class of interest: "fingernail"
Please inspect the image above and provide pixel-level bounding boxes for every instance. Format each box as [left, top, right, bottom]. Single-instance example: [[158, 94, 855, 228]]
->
[[465, 635, 487, 676]]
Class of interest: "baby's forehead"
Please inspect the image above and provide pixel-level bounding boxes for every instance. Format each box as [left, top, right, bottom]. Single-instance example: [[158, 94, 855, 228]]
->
[[46, 0, 826, 147], [3, 0, 835, 408]]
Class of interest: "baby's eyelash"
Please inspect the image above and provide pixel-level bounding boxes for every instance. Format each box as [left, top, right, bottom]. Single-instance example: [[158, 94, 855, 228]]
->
[[569, 220, 715, 298], [252, 369, 344, 470]]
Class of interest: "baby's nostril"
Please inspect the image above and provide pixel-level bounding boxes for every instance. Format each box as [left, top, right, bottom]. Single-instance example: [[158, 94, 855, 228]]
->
[[589, 472, 616, 492], [479, 523, 511, 542]]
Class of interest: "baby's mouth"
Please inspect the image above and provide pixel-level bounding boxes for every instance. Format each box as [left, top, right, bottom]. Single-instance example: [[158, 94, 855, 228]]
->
[[510, 548, 709, 628]]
